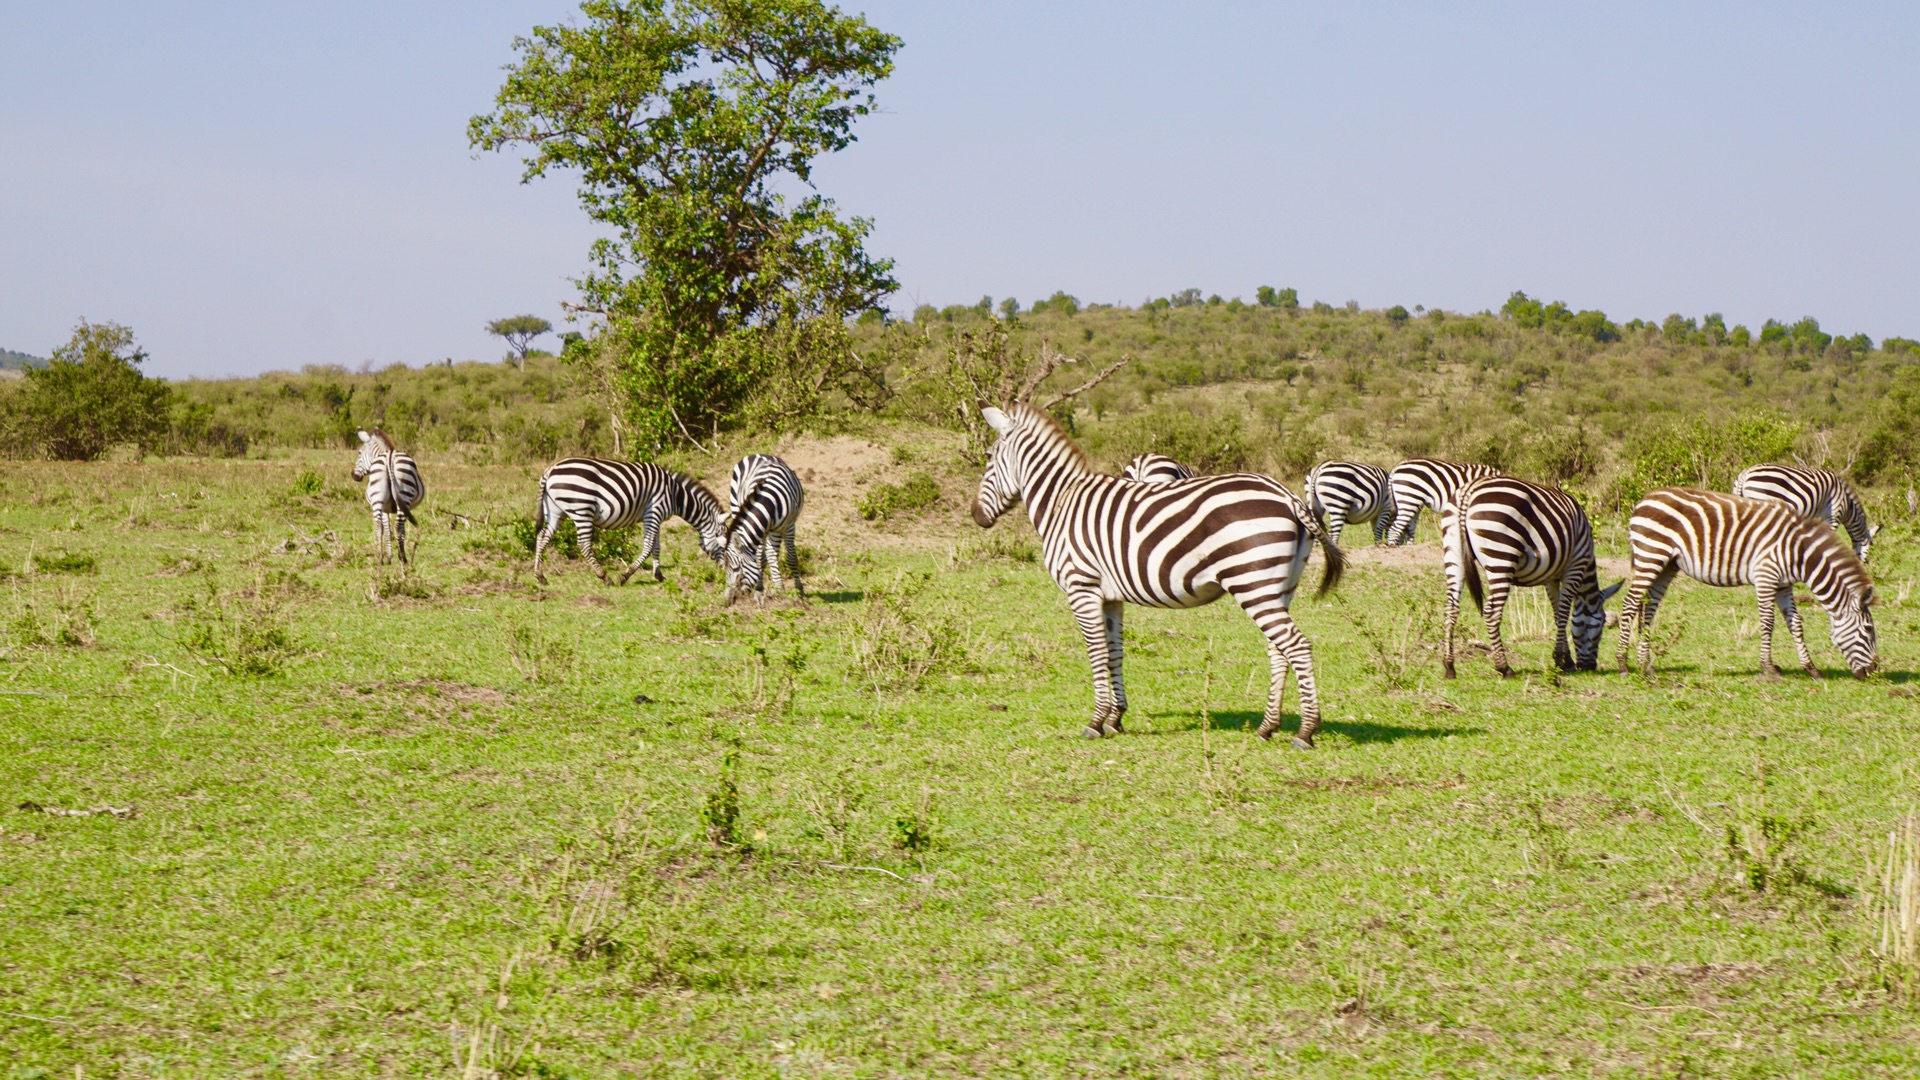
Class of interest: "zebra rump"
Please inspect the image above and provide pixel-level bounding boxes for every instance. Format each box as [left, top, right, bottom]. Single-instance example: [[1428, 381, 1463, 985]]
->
[[354, 428, 426, 565], [1304, 460, 1396, 547], [1618, 487, 1876, 679], [723, 454, 806, 604], [1732, 463, 1879, 562], [533, 459, 726, 585], [1385, 457, 1500, 545]]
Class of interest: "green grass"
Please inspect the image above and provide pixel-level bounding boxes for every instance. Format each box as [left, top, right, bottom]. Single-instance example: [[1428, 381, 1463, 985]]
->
[[3, 454, 1919, 1077]]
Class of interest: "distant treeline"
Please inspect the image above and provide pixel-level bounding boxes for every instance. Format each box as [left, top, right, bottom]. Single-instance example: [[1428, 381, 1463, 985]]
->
[[0, 347, 46, 372]]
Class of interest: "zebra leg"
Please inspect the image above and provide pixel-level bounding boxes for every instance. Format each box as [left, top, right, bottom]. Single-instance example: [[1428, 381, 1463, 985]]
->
[[394, 509, 409, 566], [1102, 601, 1126, 735], [1326, 515, 1345, 549], [782, 530, 805, 597], [762, 535, 783, 598], [1777, 586, 1819, 678], [621, 507, 661, 585], [532, 512, 557, 586], [1550, 577, 1575, 672], [1263, 614, 1319, 749], [1066, 588, 1116, 738], [373, 510, 390, 565], [1481, 576, 1516, 677], [1635, 567, 1679, 676], [573, 516, 608, 583], [1442, 567, 1462, 680]]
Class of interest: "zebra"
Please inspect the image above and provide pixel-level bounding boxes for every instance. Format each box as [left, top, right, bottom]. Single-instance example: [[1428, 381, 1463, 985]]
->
[[1732, 464, 1879, 562], [353, 428, 425, 565], [1439, 476, 1620, 678], [1385, 457, 1501, 545], [1122, 453, 1195, 484], [1304, 461, 1397, 547], [1616, 487, 1877, 679], [532, 459, 726, 586], [723, 454, 806, 605], [975, 401, 1344, 746]]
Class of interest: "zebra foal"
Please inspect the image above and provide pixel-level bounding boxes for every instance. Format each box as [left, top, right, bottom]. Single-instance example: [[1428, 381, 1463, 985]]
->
[[1617, 488, 1877, 679], [723, 454, 806, 605], [974, 402, 1343, 746], [1386, 457, 1500, 545], [1305, 461, 1396, 547], [353, 428, 425, 565], [533, 459, 726, 585], [1732, 464, 1879, 562], [1440, 476, 1619, 678]]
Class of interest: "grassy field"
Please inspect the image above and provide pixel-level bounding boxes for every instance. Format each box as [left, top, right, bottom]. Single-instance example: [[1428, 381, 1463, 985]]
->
[[3, 444, 1919, 1078]]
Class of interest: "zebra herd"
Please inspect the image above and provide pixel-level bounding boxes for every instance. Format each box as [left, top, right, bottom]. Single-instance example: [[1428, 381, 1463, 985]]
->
[[345, 413, 1884, 747], [349, 427, 808, 605]]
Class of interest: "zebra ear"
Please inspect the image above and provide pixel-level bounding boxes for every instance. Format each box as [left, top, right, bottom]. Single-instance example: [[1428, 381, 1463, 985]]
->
[[1862, 585, 1875, 606], [1598, 580, 1624, 602], [981, 407, 1012, 434], [357, 430, 370, 443]]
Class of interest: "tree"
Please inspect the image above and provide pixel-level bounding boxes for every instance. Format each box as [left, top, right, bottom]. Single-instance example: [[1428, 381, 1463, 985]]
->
[[487, 314, 553, 367], [470, 0, 900, 449], [0, 321, 171, 460]]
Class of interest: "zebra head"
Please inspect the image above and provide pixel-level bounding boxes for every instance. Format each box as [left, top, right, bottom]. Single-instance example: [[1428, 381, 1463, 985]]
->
[[972, 406, 1023, 528], [1570, 580, 1625, 670], [1831, 584, 1878, 678], [352, 429, 391, 481], [722, 531, 763, 605]]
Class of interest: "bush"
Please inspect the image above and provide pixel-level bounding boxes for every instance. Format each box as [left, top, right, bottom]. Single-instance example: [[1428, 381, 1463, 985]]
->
[[1088, 406, 1253, 475], [0, 321, 171, 460], [1617, 412, 1800, 508], [859, 473, 942, 521]]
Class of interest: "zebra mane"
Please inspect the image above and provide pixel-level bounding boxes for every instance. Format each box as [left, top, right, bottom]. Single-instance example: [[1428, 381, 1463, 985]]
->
[[1771, 499, 1872, 594], [363, 427, 396, 451], [1005, 401, 1092, 472]]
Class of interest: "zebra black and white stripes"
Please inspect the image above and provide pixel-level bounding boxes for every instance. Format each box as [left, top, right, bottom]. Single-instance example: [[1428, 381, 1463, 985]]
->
[[533, 459, 726, 585], [353, 428, 425, 565], [723, 454, 806, 604], [1732, 464, 1879, 562], [1122, 454, 1195, 484], [975, 402, 1343, 746], [1617, 488, 1877, 678], [1439, 476, 1619, 678], [1305, 461, 1396, 547], [1386, 458, 1501, 545]]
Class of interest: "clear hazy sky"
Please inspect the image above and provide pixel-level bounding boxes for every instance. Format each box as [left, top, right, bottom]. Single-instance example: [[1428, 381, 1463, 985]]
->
[[3, 2, 1916, 379]]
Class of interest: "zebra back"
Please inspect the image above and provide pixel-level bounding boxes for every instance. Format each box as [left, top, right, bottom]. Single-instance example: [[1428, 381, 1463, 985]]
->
[[1387, 457, 1499, 543], [1122, 453, 1196, 484], [1733, 463, 1877, 560], [725, 454, 803, 548], [355, 428, 425, 517]]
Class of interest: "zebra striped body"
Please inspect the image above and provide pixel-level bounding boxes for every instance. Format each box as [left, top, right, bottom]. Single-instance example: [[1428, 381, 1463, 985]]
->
[[1618, 488, 1877, 678], [1305, 461, 1396, 547], [975, 403, 1344, 746], [1386, 458, 1500, 545], [723, 454, 806, 604], [353, 428, 425, 565], [533, 459, 725, 585], [1440, 476, 1619, 678], [1122, 453, 1195, 484], [1732, 464, 1878, 561]]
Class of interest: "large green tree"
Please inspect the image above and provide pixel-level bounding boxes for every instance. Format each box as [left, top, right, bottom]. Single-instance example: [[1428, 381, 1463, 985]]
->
[[469, 0, 900, 449], [1, 321, 171, 460]]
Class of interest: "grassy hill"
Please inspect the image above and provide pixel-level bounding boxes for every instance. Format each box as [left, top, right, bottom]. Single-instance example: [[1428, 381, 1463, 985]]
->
[[0, 346, 46, 372]]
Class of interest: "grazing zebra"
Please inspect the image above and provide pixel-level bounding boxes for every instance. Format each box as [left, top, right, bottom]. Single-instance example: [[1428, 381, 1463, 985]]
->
[[353, 428, 425, 565], [975, 402, 1344, 746], [1385, 457, 1501, 545], [723, 454, 806, 604], [1617, 488, 1877, 679], [1304, 461, 1396, 547], [532, 459, 726, 586], [1439, 476, 1620, 678], [1732, 464, 1879, 562], [1122, 453, 1195, 484]]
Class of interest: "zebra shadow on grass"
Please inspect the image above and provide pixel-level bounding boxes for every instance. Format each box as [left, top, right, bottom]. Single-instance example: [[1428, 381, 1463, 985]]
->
[[1149, 710, 1482, 744]]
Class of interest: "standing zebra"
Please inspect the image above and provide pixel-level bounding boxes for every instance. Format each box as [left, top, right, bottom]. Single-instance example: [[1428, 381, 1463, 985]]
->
[[975, 402, 1344, 746], [1439, 476, 1620, 678], [1122, 453, 1195, 484], [723, 454, 806, 605], [353, 428, 425, 565], [1304, 461, 1396, 547], [532, 459, 726, 586], [1732, 464, 1879, 562], [1617, 488, 1877, 679], [1385, 457, 1501, 545]]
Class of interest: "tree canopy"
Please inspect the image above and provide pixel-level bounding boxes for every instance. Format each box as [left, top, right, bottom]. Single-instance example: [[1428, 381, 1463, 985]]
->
[[469, 0, 900, 449], [1, 321, 171, 460], [487, 315, 553, 367]]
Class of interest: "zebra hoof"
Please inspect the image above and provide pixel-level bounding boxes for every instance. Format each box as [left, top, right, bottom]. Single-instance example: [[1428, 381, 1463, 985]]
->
[[1290, 735, 1315, 751], [1081, 725, 1104, 739], [1442, 665, 1456, 680], [1758, 666, 1783, 683], [652, 567, 665, 582], [1803, 665, 1822, 679]]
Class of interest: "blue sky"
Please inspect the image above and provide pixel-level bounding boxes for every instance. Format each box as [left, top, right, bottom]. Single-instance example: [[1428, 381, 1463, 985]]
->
[[3, 2, 1916, 378]]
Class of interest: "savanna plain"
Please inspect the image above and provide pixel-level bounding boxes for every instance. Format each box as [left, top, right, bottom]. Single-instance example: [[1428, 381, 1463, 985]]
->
[[3, 434, 1920, 1078]]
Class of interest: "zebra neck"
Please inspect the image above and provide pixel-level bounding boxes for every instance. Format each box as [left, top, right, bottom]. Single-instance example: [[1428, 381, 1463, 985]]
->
[[1018, 453, 1091, 531]]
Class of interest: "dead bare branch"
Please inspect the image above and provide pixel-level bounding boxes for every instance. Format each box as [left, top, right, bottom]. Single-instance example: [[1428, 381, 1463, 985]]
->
[[1035, 356, 1131, 411]]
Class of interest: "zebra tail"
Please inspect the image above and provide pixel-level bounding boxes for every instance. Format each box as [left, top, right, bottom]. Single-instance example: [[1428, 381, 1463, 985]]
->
[[1298, 500, 1345, 597], [1457, 505, 1484, 613]]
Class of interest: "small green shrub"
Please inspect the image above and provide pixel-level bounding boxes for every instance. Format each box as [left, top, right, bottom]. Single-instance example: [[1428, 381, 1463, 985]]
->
[[178, 577, 303, 677], [859, 473, 942, 521], [30, 549, 97, 575], [290, 470, 324, 497]]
